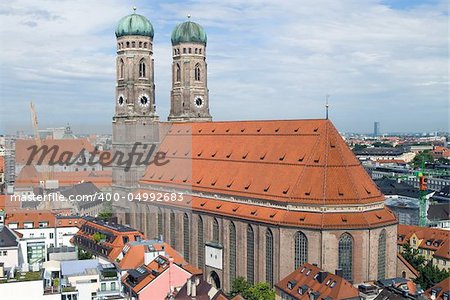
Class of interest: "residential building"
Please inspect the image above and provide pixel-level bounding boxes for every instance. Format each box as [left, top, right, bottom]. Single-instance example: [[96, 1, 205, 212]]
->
[[72, 217, 145, 264], [0, 215, 20, 270], [274, 263, 359, 300], [397, 225, 450, 271], [175, 276, 227, 299]]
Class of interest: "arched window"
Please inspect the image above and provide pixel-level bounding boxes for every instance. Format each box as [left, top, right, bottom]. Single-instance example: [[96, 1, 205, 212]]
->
[[338, 233, 353, 281], [144, 42, 148, 48], [294, 231, 308, 269], [266, 228, 274, 286], [247, 225, 254, 284], [229, 222, 237, 283], [176, 64, 181, 82], [170, 211, 176, 248], [139, 59, 146, 77], [195, 64, 201, 81], [212, 218, 219, 242], [139, 41, 142, 48], [378, 229, 387, 280], [119, 59, 124, 79], [157, 208, 163, 239], [198, 216, 204, 268], [183, 213, 190, 261], [126, 41, 130, 48]]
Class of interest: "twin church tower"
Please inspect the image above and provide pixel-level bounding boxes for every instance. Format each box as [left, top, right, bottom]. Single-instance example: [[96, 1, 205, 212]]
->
[[112, 10, 211, 222], [113, 9, 212, 122]]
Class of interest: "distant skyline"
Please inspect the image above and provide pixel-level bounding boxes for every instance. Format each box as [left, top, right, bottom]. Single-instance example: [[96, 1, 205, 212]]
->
[[0, 0, 448, 134]]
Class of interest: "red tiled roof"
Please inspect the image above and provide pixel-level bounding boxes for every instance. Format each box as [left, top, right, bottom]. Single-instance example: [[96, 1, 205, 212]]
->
[[140, 120, 385, 206], [425, 277, 450, 299], [275, 263, 359, 300], [3, 210, 80, 228]]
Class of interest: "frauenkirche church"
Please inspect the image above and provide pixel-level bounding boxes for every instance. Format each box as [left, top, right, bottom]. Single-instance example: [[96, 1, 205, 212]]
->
[[111, 10, 398, 292]]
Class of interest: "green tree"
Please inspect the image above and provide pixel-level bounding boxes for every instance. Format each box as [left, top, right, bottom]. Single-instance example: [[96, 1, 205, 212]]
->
[[246, 282, 275, 300], [98, 200, 113, 220], [229, 277, 251, 298], [78, 248, 93, 260], [229, 277, 275, 300], [352, 144, 367, 152], [414, 261, 450, 290], [401, 243, 426, 270]]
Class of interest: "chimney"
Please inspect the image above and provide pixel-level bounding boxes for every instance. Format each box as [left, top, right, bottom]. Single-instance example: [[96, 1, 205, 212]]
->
[[335, 269, 343, 278], [187, 277, 192, 296], [191, 278, 197, 297]]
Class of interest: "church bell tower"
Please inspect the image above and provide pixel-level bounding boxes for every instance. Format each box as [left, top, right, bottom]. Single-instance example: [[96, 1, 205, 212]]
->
[[168, 17, 212, 122], [112, 9, 159, 225]]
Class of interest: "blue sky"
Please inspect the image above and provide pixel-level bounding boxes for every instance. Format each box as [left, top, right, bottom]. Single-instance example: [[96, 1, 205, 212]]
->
[[0, 0, 448, 134]]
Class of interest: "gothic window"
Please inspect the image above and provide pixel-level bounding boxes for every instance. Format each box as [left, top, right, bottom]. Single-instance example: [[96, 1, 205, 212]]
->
[[338, 233, 353, 282], [212, 218, 219, 242], [183, 48, 186, 54], [266, 228, 274, 286], [119, 59, 124, 79], [378, 229, 387, 280], [170, 211, 176, 247], [294, 231, 308, 269], [195, 48, 198, 54], [247, 225, 255, 284], [229, 222, 237, 283], [132, 41, 135, 47], [157, 208, 163, 238], [198, 216, 204, 268], [183, 213, 190, 261], [126, 41, 130, 48], [195, 64, 201, 81], [139, 41, 142, 48], [199, 48, 202, 54], [139, 59, 146, 78], [189, 48, 192, 54], [176, 64, 181, 82], [144, 42, 148, 48]]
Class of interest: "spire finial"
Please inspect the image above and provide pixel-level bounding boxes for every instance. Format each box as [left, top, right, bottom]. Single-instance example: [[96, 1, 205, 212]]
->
[[133, 6, 137, 13], [325, 94, 330, 120], [187, 14, 191, 20]]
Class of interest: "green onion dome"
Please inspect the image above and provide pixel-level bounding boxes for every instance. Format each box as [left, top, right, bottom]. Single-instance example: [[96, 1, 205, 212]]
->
[[115, 13, 154, 38], [171, 20, 207, 46]]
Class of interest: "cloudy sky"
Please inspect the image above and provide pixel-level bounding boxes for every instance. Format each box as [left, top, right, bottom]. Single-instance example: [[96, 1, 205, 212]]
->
[[0, 0, 448, 134]]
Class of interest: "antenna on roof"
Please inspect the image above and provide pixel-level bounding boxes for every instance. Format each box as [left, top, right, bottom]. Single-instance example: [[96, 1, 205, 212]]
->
[[325, 94, 330, 120], [133, 6, 137, 13]]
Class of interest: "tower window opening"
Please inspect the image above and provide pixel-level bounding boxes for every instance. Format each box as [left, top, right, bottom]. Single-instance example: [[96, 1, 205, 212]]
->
[[126, 41, 130, 48], [144, 42, 148, 48], [139, 59, 146, 77], [195, 48, 198, 54], [176, 64, 181, 82], [132, 41, 135, 48], [195, 64, 201, 81], [119, 59, 124, 79], [199, 48, 202, 54], [183, 48, 186, 54], [189, 48, 192, 54], [139, 41, 142, 48]]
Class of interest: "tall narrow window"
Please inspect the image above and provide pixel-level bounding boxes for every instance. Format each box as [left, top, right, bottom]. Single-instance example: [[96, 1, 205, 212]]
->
[[176, 64, 181, 82], [183, 213, 190, 261], [247, 225, 255, 284], [294, 231, 308, 269], [378, 229, 387, 280], [195, 64, 201, 81], [266, 228, 274, 286], [229, 222, 237, 283], [198, 216, 204, 268], [119, 59, 124, 79], [157, 208, 163, 239], [338, 233, 353, 282], [170, 211, 176, 248], [212, 218, 219, 242], [139, 59, 146, 77]]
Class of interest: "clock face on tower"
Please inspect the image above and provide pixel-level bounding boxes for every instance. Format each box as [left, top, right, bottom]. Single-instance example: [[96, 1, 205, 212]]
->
[[194, 96, 204, 108], [139, 94, 150, 107]]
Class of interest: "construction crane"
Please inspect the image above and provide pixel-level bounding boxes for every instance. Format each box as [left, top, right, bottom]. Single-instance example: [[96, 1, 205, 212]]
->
[[29, 102, 48, 183]]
